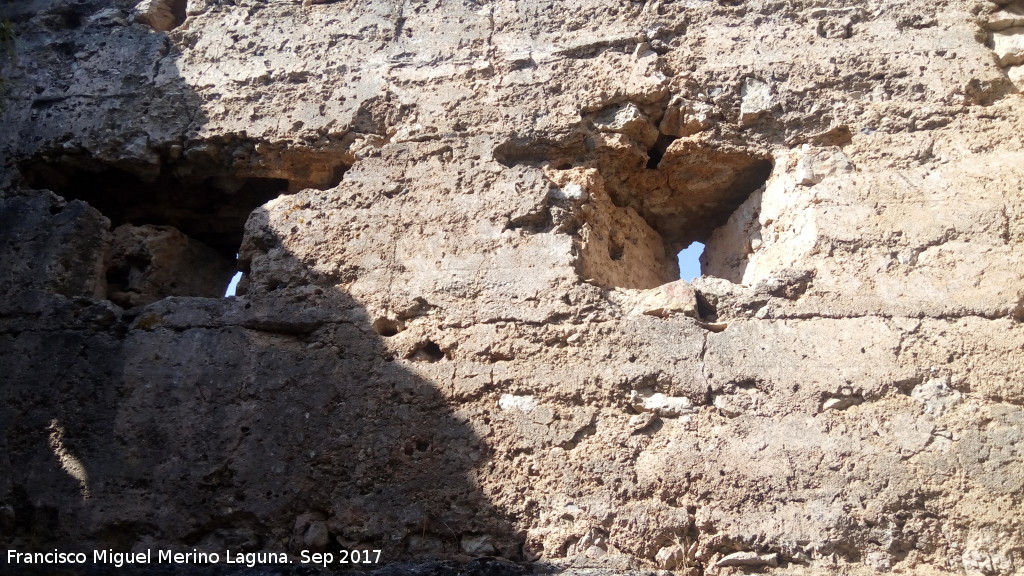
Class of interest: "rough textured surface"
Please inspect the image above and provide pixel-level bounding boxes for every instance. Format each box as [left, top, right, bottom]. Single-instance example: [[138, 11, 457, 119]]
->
[[2, 0, 1024, 575]]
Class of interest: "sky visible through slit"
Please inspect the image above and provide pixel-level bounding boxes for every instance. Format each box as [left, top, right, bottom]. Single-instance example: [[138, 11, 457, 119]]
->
[[225, 271, 242, 297], [677, 242, 704, 282]]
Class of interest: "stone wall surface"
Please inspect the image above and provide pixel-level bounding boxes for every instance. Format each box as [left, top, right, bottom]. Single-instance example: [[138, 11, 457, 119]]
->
[[1, 0, 1024, 575]]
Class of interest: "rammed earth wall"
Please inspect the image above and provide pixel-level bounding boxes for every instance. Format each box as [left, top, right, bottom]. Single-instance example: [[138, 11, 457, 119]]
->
[[2, 0, 1024, 574]]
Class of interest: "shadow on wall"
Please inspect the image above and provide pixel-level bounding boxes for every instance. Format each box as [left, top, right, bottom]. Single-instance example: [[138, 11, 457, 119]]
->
[[4, 263, 522, 570], [0, 0, 520, 571]]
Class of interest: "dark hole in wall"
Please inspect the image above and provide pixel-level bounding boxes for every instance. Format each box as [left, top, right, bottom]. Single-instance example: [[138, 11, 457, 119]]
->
[[56, 6, 83, 30], [592, 149, 773, 288], [492, 123, 774, 288], [695, 290, 718, 321], [20, 157, 289, 262], [408, 341, 444, 363], [16, 149, 327, 304], [372, 317, 405, 337], [642, 156, 774, 253], [645, 134, 678, 170], [39, 3, 86, 31], [50, 42, 76, 59], [169, 0, 189, 30], [493, 134, 587, 168], [608, 239, 624, 261]]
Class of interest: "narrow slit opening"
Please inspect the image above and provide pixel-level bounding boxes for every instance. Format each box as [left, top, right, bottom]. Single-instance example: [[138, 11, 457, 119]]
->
[[224, 271, 243, 297], [676, 242, 705, 281]]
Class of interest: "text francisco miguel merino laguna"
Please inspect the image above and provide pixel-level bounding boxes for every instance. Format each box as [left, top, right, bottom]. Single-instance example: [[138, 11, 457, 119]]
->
[[7, 549, 306, 568]]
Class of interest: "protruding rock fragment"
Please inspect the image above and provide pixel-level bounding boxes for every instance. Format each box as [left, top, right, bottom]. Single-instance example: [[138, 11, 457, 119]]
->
[[911, 376, 963, 416], [304, 521, 330, 548], [794, 145, 853, 186], [1013, 294, 1024, 321], [620, 280, 699, 318], [992, 27, 1024, 66], [715, 551, 779, 568], [88, 8, 128, 26], [655, 545, 688, 570], [987, 5, 1024, 31], [822, 396, 862, 411], [461, 535, 497, 556], [1007, 64, 1024, 89], [630, 389, 695, 417], [739, 78, 773, 126], [591, 102, 659, 148], [498, 394, 537, 413], [659, 98, 716, 137], [133, 0, 185, 32], [628, 412, 658, 431]]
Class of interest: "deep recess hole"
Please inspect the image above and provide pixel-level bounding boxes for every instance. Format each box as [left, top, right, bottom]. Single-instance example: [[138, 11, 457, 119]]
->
[[588, 147, 774, 289], [57, 6, 84, 29], [372, 318, 405, 337], [408, 341, 444, 363], [638, 155, 774, 251], [169, 0, 189, 30], [608, 239, 625, 261], [497, 124, 774, 288], [645, 134, 678, 170], [493, 135, 585, 168], [19, 152, 307, 305], [21, 158, 289, 260]]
